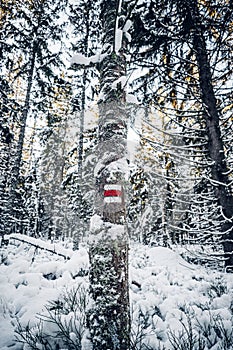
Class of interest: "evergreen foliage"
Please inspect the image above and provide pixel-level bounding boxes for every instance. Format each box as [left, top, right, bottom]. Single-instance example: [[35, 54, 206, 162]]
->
[[128, 0, 233, 266]]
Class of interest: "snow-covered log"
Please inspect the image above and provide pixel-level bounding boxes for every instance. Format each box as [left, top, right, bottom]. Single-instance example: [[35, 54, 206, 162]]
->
[[8, 234, 72, 260]]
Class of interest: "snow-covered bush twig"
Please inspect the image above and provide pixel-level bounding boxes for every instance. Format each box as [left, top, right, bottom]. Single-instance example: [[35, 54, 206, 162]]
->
[[15, 320, 54, 350], [15, 284, 89, 350], [195, 313, 233, 350], [168, 314, 205, 350], [168, 311, 233, 350], [130, 310, 151, 349]]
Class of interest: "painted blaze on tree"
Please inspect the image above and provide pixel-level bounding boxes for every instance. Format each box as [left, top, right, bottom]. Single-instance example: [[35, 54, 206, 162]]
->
[[104, 184, 123, 202]]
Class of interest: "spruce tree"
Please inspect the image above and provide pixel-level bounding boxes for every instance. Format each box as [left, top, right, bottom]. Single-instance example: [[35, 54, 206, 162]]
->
[[68, 0, 99, 249], [184, 0, 233, 269], [129, 0, 233, 267], [2, 0, 68, 236]]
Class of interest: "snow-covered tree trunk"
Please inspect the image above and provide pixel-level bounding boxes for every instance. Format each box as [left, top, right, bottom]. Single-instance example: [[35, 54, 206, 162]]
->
[[73, 67, 87, 251], [7, 41, 36, 234], [88, 1, 130, 348], [0, 123, 12, 242]]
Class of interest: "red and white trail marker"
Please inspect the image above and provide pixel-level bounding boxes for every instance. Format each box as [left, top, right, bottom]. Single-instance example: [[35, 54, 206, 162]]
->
[[104, 184, 122, 203]]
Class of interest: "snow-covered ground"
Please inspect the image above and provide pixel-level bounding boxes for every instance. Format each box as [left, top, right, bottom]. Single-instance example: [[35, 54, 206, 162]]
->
[[0, 238, 232, 349]]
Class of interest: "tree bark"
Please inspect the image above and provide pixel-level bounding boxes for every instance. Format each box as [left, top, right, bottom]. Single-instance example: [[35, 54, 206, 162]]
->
[[0, 124, 12, 240], [7, 41, 36, 234], [190, 1, 233, 269], [88, 0, 130, 348], [72, 0, 90, 250]]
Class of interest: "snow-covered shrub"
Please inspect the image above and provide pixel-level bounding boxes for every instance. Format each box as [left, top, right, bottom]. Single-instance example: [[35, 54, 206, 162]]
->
[[130, 308, 152, 350], [168, 314, 205, 350], [130, 303, 233, 350], [206, 278, 227, 299], [167, 311, 233, 350], [0, 246, 9, 265], [2, 241, 232, 350], [15, 320, 52, 350], [130, 302, 167, 350], [15, 284, 90, 350], [195, 313, 233, 350]]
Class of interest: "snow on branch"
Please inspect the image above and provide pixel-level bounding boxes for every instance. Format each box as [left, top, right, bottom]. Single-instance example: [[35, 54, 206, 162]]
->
[[112, 75, 127, 90], [123, 19, 132, 43], [115, 29, 123, 53], [114, 0, 123, 54], [70, 52, 108, 67], [70, 53, 90, 66], [8, 234, 72, 260]]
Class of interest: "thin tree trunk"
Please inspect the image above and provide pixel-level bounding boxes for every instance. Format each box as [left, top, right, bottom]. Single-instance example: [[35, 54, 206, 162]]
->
[[88, 0, 130, 348], [73, 70, 87, 250], [73, 1, 90, 250], [190, 1, 233, 269], [7, 41, 36, 233], [0, 125, 12, 241], [77, 72, 87, 178]]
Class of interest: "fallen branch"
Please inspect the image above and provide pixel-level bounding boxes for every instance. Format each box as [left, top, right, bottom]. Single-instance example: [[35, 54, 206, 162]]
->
[[8, 234, 72, 260]]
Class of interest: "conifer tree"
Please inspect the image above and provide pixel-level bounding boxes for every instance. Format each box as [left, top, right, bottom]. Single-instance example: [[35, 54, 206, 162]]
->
[[129, 0, 233, 267], [68, 0, 99, 249], [0, 0, 20, 239], [1, 0, 68, 235], [183, 0, 233, 269]]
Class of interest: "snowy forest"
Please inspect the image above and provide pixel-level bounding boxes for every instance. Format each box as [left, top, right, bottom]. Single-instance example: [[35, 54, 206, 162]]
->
[[0, 0, 233, 349]]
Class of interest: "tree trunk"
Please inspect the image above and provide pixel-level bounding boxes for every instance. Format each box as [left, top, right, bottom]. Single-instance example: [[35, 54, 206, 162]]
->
[[88, 1, 130, 348], [190, 1, 233, 269], [73, 69, 87, 251], [0, 124, 12, 241], [7, 41, 36, 234], [73, 1, 90, 250]]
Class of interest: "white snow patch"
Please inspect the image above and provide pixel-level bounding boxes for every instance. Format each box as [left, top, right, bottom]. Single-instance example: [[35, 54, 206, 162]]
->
[[70, 53, 90, 65], [147, 247, 195, 271], [70, 52, 108, 66], [115, 28, 123, 53], [126, 93, 139, 104], [112, 75, 127, 90], [0, 239, 232, 349], [90, 214, 104, 232], [123, 19, 132, 32]]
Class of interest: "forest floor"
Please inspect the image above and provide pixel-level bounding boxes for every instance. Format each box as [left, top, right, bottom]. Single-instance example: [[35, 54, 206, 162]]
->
[[0, 236, 232, 349]]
